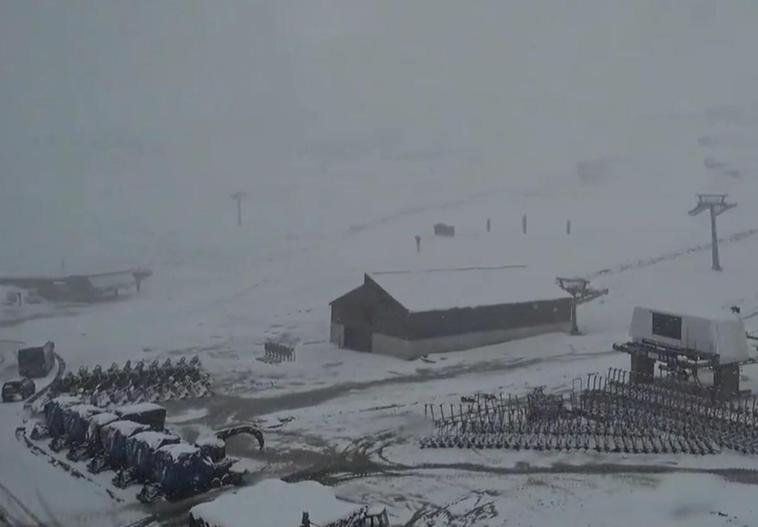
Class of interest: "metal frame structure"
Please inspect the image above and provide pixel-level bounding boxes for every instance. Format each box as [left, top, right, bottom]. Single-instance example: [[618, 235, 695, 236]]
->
[[556, 277, 587, 335], [556, 277, 609, 335], [688, 193, 736, 271], [230, 191, 247, 227], [613, 340, 717, 368], [612, 338, 747, 398]]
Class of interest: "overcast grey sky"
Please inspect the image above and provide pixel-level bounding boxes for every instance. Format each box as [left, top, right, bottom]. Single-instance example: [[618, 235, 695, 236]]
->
[[1, 1, 757, 272]]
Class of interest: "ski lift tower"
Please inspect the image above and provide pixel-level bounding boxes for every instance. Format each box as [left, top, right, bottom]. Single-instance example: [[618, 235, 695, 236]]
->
[[556, 277, 590, 336], [688, 193, 736, 271], [230, 191, 247, 227]]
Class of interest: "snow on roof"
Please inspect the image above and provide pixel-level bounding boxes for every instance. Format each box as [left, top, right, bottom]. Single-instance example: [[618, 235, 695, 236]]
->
[[227, 458, 265, 474], [368, 268, 570, 312], [89, 412, 120, 426], [633, 305, 740, 323], [87, 272, 135, 291], [131, 431, 178, 449], [104, 420, 150, 436], [158, 442, 200, 460], [367, 505, 386, 515], [69, 404, 103, 418], [189, 479, 360, 527], [51, 395, 82, 407], [117, 402, 165, 415]]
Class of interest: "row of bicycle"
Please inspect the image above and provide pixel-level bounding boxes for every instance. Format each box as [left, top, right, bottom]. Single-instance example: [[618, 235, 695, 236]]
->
[[419, 431, 721, 455]]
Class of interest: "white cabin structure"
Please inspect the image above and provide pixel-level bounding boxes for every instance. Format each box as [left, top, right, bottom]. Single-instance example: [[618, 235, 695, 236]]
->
[[630, 306, 750, 364]]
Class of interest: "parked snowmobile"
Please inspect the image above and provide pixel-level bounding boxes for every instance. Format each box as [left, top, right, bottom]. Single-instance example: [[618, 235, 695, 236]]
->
[[2, 378, 35, 402]]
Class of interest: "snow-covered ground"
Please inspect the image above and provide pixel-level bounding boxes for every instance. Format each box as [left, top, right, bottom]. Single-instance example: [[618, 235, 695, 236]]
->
[[3, 105, 758, 526], [5, 3, 758, 526]]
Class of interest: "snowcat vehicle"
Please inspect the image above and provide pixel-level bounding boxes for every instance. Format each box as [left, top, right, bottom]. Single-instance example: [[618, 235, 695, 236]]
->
[[2, 378, 35, 402]]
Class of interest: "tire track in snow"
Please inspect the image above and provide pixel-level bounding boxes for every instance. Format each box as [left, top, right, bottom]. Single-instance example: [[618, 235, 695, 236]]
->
[[0, 482, 47, 527], [173, 347, 612, 429], [277, 449, 758, 506]]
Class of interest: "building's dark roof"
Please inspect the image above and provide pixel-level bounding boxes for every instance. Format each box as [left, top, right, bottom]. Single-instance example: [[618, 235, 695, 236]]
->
[[328, 283, 365, 307]]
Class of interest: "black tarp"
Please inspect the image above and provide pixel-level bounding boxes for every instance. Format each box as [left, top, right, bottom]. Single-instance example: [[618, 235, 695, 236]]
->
[[85, 413, 120, 451], [62, 405, 102, 445], [151, 444, 215, 500], [43, 397, 81, 437], [118, 403, 166, 430], [125, 431, 180, 480], [101, 421, 151, 469]]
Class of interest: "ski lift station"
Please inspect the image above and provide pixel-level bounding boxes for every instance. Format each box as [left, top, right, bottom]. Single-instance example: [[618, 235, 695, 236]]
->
[[615, 306, 753, 396], [329, 268, 573, 359]]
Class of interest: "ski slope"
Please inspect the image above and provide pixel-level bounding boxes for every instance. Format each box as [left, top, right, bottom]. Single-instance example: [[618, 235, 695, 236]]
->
[[2, 105, 758, 525], [4, 2, 758, 525]]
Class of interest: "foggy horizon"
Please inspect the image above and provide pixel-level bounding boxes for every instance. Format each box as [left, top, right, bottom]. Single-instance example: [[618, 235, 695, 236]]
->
[[3, 1, 758, 274], [4, 3, 758, 526]]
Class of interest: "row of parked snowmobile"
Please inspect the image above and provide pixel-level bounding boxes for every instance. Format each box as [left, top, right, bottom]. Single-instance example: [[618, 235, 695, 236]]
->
[[30, 396, 263, 503], [54, 356, 212, 404]]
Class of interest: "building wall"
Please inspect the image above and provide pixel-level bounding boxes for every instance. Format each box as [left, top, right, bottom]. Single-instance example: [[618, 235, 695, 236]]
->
[[371, 332, 415, 359], [407, 298, 571, 340], [330, 277, 409, 340], [330, 275, 572, 356], [371, 321, 571, 360], [329, 323, 344, 347]]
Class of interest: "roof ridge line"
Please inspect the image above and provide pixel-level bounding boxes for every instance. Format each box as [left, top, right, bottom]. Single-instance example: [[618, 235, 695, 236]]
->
[[370, 264, 528, 275]]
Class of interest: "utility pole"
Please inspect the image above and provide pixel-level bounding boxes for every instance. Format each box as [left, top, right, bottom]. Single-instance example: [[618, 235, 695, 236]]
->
[[415, 235, 421, 253], [230, 191, 247, 227], [688, 194, 736, 271], [133, 269, 152, 293]]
